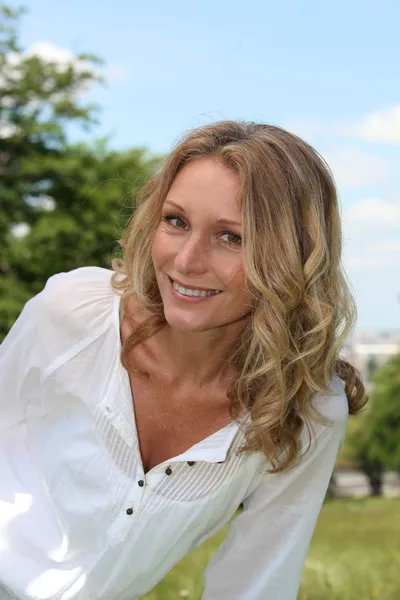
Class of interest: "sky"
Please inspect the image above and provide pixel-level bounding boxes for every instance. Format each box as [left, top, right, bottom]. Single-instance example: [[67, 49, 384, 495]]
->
[[13, 0, 400, 332]]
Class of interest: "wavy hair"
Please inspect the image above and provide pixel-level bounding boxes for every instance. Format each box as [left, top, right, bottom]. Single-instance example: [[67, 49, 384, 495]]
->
[[111, 120, 368, 473]]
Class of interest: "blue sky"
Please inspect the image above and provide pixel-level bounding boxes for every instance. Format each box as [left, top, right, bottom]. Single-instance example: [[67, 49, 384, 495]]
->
[[15, 0, 400, 331]]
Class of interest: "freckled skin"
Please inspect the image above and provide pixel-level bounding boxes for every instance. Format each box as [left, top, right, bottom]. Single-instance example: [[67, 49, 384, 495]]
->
[[152, 157, 253, 334]]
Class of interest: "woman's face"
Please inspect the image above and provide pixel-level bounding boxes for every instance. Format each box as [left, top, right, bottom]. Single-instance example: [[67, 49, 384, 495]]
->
[[152, 157, 253, 333]]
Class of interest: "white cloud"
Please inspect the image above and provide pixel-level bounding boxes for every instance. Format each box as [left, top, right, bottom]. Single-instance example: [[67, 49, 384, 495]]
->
[[345, 254, 400, 269], [1, 41, 89, 82], [353, 241, 400, 268], [25, 43, 128, 86], [324, 147, 389, 190], [26, 42, 74, 65], [26, 41, 92, 74], [287, 105, 400, 145], [0, 41, 102, 116], [0, 41, 97, 95], [2, 41, 125, 92], [370, 241, 400, 254], [342, 105, 400, 143], [342, 198, 400, 270], [343, 197, 400, 228]]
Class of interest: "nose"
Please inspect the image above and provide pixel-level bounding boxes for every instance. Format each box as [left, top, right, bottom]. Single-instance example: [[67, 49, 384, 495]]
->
[[174, 233, 209, 275]]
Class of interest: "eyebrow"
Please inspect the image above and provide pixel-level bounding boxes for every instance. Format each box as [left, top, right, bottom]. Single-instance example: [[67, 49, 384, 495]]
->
[[163, 200, 242, 228]]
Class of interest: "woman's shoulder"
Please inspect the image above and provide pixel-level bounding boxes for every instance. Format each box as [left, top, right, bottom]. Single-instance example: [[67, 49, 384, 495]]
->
[[312, 374, 349, 422], [42, 265, 115, 297], [32, 266, 118, 339], [305, 373, 349, 441], [1, 267, 119, 380]]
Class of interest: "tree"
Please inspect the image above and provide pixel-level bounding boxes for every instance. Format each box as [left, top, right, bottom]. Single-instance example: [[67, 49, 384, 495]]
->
[[360, 353, 400, 473], [337, 405, 384, 496], [7, 142, 157, 293], [0, 4, 102, 256], [338, 352, 400, 495], [366, 356, 378, 381], [0, 4, 160, 339]]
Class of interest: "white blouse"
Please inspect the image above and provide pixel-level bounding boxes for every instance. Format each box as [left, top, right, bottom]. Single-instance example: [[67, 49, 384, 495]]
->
[[0, 267, 348, 600]]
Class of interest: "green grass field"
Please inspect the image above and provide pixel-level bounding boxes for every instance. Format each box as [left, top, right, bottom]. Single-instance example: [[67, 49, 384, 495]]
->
[[140, 497, 400, 600]]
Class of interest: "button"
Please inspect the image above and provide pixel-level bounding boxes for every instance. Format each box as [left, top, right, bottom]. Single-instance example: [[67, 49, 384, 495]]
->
[[126, 507, 133, 515], [165, 467, 172, 475], [138, 480, 145, 487], [187, 461, 195, 466]]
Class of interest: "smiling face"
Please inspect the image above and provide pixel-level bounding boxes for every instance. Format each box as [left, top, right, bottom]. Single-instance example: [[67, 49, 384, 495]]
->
[[151, 157, 253, 333]]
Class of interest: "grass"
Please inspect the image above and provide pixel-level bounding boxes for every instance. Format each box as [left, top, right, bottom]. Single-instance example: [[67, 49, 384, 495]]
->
[[299, 497, 399, 600], [140, 497, 400, 600]]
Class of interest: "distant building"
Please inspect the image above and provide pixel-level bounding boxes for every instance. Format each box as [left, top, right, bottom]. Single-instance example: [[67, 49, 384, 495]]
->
[[341, 330, 400, 385]]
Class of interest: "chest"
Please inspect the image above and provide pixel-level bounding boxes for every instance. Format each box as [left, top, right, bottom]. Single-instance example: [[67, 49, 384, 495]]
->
[[127, 373, 234, 474]]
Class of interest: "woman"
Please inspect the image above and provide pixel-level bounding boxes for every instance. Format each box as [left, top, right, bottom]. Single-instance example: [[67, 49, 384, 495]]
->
[[0, 121, 367, 600]]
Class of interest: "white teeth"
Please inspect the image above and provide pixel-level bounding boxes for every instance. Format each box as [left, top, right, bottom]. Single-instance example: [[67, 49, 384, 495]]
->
[[172, 281, 220, 297]]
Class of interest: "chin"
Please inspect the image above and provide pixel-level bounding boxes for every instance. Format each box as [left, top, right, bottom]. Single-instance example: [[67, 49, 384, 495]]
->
[[162, 308, 215, 333], [164, 315, 210, 333]]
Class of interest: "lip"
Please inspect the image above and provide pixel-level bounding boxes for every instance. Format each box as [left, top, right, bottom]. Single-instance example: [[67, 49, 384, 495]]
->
[[167, 276, 222, 302], [168, 276, 221, 293]]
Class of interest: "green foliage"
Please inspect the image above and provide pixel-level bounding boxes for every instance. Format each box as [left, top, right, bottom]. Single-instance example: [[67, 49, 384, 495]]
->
[[0, 3, 102, 248], [366, 355, 379, 380], [299, 498, 400, 600], [7, 143, 155, 286], [337, 410, 368, 469], [140, 498, 400, 600], [339, 353, 400, 488], [361, 353, 400, 472], [0, 3, 161, 340], [0, 4, 26, 54]]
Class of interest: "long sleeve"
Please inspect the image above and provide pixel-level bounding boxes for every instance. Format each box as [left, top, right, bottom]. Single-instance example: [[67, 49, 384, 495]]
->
[[202, 382, 348, 600], [0, 267, 115, 431], [0, 292, 46, 430]]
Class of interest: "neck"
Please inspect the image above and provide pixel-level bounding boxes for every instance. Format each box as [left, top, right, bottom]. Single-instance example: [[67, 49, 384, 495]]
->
[[120, 295, 249, 389], [153, 319, 248, 387]]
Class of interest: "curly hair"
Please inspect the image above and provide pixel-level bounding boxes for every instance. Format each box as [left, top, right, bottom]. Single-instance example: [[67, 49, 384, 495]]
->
[[111, 120, 368, 474]]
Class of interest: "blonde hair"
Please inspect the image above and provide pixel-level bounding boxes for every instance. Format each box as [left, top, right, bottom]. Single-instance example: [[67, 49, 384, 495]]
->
[[111, 120, 368, 473]]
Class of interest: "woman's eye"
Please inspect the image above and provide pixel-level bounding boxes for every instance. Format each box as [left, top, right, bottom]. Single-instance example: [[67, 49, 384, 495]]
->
[[221, 232, 242, 246], [163, 215, 187, 229], [162, 216, 241, 245]]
